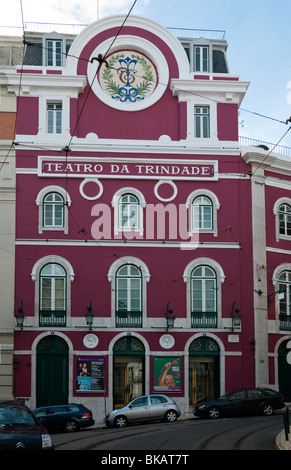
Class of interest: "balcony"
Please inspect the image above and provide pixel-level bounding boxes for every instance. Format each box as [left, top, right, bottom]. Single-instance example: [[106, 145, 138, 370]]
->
[[191, 312, 217, 328], [116, 311, 142, 328], [279, 314, 291, 331], [39, 310, 66, 327]]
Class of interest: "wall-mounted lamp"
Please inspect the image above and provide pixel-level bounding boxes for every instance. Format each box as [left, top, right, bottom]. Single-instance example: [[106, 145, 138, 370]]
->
[[15, 301, 25, 330], [166, 302, 175, 332], [85, 300, 94, 330], [231, 302, 241, 331]]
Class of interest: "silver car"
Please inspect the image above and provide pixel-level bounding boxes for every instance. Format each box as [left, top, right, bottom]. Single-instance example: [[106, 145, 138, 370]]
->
[[105, 394, 181, 427]]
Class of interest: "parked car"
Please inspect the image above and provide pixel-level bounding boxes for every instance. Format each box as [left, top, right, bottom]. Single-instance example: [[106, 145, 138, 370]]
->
[[0, 401, 54, 450], [33, 404, 95, 433], [194, 387, 285, 419], [105, 394, 181, 428]]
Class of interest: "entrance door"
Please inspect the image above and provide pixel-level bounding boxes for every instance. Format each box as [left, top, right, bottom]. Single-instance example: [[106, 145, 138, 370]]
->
[[36, 335, 68, 407], [113, 336, 145, 408], [189, 358, 216, 407], [189, 336, 220, 408]]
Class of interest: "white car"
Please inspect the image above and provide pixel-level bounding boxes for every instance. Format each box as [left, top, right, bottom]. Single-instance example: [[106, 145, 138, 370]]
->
[[105, 394, 181, 428]]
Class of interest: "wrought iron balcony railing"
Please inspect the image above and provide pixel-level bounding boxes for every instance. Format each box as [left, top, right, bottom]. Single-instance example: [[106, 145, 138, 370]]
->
[[279, 314, 291, 331], [116, 311, 142, 328], [39, 310, 66, 327], [191, 312, 217, 328]]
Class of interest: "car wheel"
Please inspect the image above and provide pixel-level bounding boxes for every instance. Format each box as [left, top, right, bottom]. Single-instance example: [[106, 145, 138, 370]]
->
[[114, 415, 128, 428], [208, 406, 221, 419], [64, 420, 79, 432], [262, 404, 274, 416], [164, 410, 178, 422]]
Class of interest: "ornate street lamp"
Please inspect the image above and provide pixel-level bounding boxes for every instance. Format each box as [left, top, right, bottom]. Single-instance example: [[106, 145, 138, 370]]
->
[[231, 302, 242, 331], [166, 302, 175, 331], [15, 301, 25, 330], [85, 300, 94, 330]]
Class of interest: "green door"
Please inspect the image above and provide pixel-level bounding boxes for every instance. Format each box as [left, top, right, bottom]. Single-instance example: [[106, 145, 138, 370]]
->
[[36, 335, 68, 407]]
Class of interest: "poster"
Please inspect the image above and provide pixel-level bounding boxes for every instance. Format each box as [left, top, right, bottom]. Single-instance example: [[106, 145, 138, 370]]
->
[[153, 357, 182, 392], [76, 356, 105, 392]]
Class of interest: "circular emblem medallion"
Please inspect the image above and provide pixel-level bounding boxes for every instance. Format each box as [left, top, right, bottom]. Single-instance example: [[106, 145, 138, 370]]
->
[[98, 50, 158, 104], [83, 334, 99, 349]]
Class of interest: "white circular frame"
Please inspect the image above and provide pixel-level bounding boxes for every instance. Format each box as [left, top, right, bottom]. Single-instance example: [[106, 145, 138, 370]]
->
[[87, 36, 169, 111], [79, 178, 103, 200], [154, 180, 178, 202]]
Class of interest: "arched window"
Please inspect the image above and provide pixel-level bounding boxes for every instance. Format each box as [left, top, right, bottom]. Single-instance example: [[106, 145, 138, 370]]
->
[[192, 196, 213, 230], [112, 188, 146, 236], [278, 204, 291, 237], [186, 190, 219, 236], [119, 194, 139, 230], [272, 265, 291, 331], [278, 271, 291, 317], [43, 192, 64, 228], [184, 258, 224, 329], [39, 263, 67, 327], [191, 266, 217, 328], [36, 186, 71, 234], [108, 257, 150, 328], [116, 264, 142, 328]]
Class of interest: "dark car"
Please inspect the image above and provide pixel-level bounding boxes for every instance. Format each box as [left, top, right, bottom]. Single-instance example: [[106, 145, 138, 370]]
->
[[0, 401, 54, 450], [105, 394, 181, 428], [194, 387, 285, 419], [33, 404, 95, 433]]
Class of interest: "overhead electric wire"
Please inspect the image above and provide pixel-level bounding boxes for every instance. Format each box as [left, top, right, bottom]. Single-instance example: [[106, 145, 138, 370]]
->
[[6, 0, 291, 296]]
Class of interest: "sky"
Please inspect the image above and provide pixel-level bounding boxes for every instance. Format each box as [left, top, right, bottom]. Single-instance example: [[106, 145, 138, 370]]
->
[[2, 0, 291, 149]]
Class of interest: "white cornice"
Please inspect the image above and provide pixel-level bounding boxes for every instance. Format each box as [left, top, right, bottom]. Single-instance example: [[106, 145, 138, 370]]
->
[[171, 78, 249, 105], [5, 72, 87, 97]]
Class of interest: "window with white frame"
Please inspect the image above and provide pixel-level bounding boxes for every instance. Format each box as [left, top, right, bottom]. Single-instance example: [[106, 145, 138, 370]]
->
[[47, 101, 62, 134], [31, 256, 74, 327], [46, 39, 63, 66], [119, 194, 139, 230], [107, 257, 150, 328], [186, 190, 219, 236], [36, 186, 71, 234], [279, 204, 291, 236], [183, 258, 225, 329], [192, 195, 213, 230], [112, 188, 146, 236], [191, 265, 217, 315], [116, 264, 142, 313], [194, 45, 209, 72], [194, 106, 210, 138], [43, 192, 64, 228], [273, 198, 291, 241], [40, 263, 66, 313], [278, 271, 291, 316]]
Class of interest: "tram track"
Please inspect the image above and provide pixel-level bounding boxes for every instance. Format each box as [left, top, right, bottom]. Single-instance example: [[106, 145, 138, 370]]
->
[[53, 415, 284, 451]]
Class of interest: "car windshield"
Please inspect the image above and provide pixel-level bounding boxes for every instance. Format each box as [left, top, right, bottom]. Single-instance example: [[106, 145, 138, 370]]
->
[[0, 405, 36, 426]]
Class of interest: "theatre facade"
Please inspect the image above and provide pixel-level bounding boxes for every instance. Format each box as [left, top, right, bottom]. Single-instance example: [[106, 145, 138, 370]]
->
[[5, 15, 291, 422]]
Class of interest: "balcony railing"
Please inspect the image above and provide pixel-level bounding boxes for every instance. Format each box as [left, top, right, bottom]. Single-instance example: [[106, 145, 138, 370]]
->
[[167, 27, 226, 40], [116, 311, 142, 328], [191, 312, 217, 328], [239, 136, 291, 158], [39, 310, 66, 327], [279, 314, 291, 331]]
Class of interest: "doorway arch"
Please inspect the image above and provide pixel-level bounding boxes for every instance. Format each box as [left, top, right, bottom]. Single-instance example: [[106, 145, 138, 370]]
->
[[36, 335, 69, 407], [188, 336, 220, 407], [113, 336, 145, 408]]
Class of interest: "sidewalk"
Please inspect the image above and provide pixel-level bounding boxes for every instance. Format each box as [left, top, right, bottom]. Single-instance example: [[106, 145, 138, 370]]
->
[[276, 427, 291, 450]]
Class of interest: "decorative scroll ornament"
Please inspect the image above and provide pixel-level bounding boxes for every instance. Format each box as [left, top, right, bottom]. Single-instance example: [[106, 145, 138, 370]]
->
[[99, 51, 157, 103]]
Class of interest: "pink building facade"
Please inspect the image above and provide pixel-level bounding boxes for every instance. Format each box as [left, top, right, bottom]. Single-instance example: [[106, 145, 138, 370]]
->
[[8, 15, 291, 422]]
